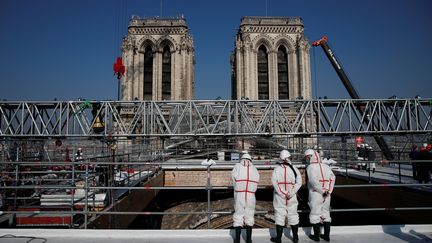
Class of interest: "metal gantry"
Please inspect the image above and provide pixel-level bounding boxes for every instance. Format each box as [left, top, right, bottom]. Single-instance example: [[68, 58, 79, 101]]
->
[[0, 99, 431, 137]]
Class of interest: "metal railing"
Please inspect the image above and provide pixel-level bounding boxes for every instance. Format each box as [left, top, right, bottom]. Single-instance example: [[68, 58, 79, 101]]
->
[[1, 158, 431, 229]]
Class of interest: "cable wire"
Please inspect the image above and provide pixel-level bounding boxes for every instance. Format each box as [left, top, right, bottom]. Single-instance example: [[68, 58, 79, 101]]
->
[[313, 45, 318, 99], [0, 234, 47, 243]]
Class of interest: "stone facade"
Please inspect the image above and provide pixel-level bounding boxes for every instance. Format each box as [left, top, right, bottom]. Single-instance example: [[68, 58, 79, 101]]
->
[[231, 17, 311, 100], [121, 16, 194, 101]]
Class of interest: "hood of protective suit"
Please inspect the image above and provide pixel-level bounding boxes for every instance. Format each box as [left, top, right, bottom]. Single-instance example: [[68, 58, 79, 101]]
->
[[305, 149, 322, 164], [239, 158, 253, 167], [239, 153, 253, 166], [279, 150, 291, 163]]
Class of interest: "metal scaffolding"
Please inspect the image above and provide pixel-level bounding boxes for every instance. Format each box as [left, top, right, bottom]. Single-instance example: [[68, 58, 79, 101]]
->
[[1, 159, 431, 229], [0, 99, 431, 137]]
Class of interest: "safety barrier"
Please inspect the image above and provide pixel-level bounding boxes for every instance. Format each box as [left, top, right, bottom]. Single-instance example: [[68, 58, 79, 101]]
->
[[1, 159, 431, 229]]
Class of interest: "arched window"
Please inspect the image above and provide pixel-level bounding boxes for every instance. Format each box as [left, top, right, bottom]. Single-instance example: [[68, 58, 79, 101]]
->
[[143, 46, 153, 100], [277, 46, 289, 99], [257, 45, 269, 100], [162, 46, 171, 100]]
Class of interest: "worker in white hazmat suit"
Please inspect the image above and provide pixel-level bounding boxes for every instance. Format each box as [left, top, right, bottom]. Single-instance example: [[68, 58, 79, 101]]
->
[[270, 150, 302, 243], [232, 153, 260, 243], [305, 149, 336, 242]]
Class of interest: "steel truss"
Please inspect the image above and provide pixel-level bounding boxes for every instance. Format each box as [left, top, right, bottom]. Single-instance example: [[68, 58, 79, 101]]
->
[[0, 99, 431, 137]]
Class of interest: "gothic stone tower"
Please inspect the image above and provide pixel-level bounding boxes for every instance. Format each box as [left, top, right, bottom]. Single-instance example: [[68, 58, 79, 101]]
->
[[121, 16, 194, 101], [231, 16, 311, 100]]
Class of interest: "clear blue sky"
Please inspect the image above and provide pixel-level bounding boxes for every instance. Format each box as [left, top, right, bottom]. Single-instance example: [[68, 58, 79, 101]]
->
[[0, 0, 431, 101]]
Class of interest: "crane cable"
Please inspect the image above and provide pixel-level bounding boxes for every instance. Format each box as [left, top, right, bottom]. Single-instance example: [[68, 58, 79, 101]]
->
[[312, 44, 318, 99], [114, 0, 119, 58], [114, 0, 128, 58], [113, 1, 128, 100]]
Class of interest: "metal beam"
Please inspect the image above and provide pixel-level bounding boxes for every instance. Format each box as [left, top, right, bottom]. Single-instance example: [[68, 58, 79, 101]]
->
[[0, 99, 431, 137]]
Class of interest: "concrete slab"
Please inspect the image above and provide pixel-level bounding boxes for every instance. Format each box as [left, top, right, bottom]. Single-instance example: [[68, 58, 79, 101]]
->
[[0, 225, 431, 243]]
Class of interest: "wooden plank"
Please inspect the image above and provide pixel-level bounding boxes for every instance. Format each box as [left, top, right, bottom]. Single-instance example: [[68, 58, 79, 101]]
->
[[17, 215, 71, 226]]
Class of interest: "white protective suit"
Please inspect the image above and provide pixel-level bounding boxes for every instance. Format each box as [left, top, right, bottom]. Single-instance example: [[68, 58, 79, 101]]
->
[[306, 149, 336, 224], [272, 154, 302, 226], [232, 154, 260, 227]]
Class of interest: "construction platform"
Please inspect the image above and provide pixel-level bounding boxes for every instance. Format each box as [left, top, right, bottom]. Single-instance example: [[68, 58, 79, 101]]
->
[[0, 225, 431, 242]]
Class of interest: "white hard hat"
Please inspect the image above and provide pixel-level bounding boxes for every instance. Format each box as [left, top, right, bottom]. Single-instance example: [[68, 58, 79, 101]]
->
[[280, 150, 291, 160], [304, 149, 315, 156], [241, 153, 252, 161]]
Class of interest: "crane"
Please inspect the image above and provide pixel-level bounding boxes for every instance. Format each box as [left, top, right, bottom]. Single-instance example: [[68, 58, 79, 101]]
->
[[312, 36, 394, 160]]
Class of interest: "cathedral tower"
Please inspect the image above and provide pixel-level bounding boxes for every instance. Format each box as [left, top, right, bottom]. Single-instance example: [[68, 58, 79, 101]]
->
[[121, 16, 194, 101], [231, 17, 311, 100]]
